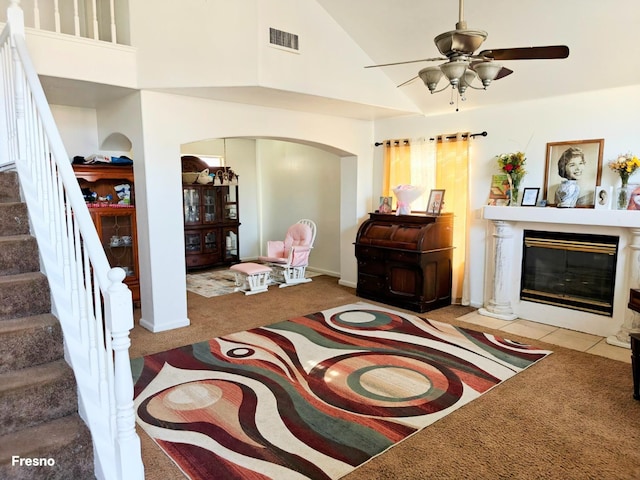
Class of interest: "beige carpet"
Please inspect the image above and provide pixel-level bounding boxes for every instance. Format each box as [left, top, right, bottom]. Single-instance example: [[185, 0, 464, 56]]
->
[[131, 276, 640, 480]]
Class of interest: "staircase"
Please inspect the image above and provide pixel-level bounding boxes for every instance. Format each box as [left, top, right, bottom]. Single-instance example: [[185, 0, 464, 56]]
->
[[0, 171, 94, 479]]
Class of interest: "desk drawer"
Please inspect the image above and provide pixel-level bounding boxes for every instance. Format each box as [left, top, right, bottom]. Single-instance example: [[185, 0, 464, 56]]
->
[[357, 273, 386, 294]]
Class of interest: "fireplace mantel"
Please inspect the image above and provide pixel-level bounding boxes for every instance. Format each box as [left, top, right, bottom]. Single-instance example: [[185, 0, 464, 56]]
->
[[483, 205, 640, 228], [481, 206, 640, 347]]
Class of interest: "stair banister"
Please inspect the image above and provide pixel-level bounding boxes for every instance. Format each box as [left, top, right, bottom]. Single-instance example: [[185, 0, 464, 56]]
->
[[1, 1, 144, 478]]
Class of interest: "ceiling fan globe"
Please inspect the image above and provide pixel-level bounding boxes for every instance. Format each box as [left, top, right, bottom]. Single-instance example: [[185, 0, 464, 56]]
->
[[418, 66, 444, 93], [472, 62, 503, 88]]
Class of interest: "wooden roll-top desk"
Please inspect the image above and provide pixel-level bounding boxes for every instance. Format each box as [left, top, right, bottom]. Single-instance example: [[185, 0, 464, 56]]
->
[[354, 213, 454, 313]]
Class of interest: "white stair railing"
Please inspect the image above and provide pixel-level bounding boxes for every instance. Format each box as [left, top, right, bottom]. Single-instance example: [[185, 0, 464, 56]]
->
[[0, 2, 143, 479], [6, 0, 122, 44]]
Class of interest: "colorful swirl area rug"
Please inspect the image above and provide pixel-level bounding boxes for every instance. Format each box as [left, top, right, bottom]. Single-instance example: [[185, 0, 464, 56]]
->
[[131, 302, 552, 480]]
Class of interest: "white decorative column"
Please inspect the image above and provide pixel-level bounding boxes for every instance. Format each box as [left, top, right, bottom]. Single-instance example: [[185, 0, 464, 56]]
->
[[607, 227, 640, 348], [479, 220, 518, 320]]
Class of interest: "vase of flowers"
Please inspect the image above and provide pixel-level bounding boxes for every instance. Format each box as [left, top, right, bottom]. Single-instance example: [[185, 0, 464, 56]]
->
[[392, 185, 425, 215], [609, 153, 640, 209], [497, 152, 526, 206]]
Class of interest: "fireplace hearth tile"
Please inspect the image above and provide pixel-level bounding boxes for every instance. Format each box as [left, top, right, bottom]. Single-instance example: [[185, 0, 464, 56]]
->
[[588, 340, 632, 363], [500, 319, 558, 340], [540, 329, 601, 351], [456, 311, 512, 330]]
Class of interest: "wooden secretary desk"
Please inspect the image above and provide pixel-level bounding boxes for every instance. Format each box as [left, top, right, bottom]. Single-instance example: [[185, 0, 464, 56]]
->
[[354, 213, 454, 313]]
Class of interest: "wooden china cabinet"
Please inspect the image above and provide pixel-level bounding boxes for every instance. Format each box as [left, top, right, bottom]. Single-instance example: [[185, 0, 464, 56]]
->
[[72, 164, 140, 303], [181, 156, 240, 270]]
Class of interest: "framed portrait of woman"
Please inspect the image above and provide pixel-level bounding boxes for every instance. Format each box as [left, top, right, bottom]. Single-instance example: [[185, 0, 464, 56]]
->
[[543, 139, 604, 208]]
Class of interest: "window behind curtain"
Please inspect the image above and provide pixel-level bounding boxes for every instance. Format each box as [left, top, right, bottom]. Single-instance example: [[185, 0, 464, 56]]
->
[[381, 134, 470, 303], [382, 139, 434, 212]]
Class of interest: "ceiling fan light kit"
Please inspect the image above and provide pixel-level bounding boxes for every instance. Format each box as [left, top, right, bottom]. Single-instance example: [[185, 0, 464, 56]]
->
[[471, 61, 503, 87], [367, 0, 569, 108]]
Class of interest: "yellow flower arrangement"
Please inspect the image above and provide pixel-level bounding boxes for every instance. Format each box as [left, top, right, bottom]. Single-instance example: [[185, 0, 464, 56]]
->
[[608, 153, 640, 185]]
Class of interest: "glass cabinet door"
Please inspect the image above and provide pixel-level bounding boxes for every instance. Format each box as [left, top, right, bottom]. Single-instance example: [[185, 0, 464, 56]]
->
[[202, 187, 216, 223], [203, 229, 218, 254], [222, 186, 238, 221], [223, 228, 239, 262], [183, 187, 200, 224], [99, 212, 136, 277], [185, 232, 201, 253]]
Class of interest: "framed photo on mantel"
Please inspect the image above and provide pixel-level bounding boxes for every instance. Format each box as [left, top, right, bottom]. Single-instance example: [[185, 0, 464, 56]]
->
[[543, 138, 604, 208], [521, 187, 540, 207]]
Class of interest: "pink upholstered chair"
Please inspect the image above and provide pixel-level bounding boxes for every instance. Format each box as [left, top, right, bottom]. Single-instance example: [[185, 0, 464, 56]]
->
[[258, 219, 316, 286]]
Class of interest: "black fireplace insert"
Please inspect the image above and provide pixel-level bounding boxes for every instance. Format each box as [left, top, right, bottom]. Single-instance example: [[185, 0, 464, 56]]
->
[[520, 230, 618, 316]]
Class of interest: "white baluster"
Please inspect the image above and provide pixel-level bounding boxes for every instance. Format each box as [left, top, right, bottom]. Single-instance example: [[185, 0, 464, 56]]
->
[[109, 0, 117, 43], [73, 0, 79, 36], [53, 0, 60, 33], [91, 0, 99, 40], [33, 0, 40, 30]]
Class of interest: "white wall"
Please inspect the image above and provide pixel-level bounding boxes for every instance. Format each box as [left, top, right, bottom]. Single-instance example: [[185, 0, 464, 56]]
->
[[50, 105, 99, 157], [374, 85, 640, 308], [119, 90, 371, 331], [257, 139, 341, 276], [127, 0, 414, 112]]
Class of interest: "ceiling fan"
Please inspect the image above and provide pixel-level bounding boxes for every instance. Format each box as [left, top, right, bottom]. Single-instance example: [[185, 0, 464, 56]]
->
[[365, 0, 569, 102]]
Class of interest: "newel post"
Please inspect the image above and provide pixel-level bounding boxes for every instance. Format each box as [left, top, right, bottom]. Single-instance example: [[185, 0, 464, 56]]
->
[[104, 267, 144, 479]]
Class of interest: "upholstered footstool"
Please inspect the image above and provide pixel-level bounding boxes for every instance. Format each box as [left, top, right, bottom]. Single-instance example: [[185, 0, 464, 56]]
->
[[230, 263, 272, 295]]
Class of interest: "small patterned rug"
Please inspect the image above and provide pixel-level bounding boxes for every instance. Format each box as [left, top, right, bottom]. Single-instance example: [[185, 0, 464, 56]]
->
[[132, 302, 552, 480], [186, 269, 238, 298], [186, 267, 321, 298]]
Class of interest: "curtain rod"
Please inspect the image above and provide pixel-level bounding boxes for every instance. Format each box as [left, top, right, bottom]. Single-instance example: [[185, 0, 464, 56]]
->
[[374, 131, 487, 147]]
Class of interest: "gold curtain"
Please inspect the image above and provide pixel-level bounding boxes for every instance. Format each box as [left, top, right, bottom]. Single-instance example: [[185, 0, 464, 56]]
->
[[435, 133, 470, 303], [382, 140, 411, 198]]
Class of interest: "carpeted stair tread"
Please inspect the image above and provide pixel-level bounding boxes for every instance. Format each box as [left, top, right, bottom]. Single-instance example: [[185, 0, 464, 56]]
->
[[0, 414, 94, 480], [0, 314, 63, 373], [0, 272, 50, 321], [0, 203, 29, 236], [0, 235, 39, 275], [0, 359, 78, 436], [0, 171, 20, 203], [0, 171, 95, 477]]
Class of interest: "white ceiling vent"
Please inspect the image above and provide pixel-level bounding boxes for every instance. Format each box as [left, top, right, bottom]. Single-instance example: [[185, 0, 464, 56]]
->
[[269, 27, 300, 53]]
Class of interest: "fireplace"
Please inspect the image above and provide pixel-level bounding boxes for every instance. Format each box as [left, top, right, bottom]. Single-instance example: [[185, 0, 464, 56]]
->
[[520, 230, 618, 316], [480, 206, 640, 341]]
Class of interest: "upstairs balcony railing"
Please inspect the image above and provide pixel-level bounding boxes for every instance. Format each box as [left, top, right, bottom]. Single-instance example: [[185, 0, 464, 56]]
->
[[3, 0, 128, 45]]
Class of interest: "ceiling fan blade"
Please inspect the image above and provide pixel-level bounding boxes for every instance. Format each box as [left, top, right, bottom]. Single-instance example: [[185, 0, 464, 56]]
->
[[478, 45, 569, 61], [495, 66, 514, 80], [397, 76, 419, 88], [365, 57, 445, 68]]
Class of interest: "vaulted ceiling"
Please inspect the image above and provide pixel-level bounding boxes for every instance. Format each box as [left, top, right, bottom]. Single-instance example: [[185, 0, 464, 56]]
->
[[39, 0, 639, 120], [316, 0, 640, 116]]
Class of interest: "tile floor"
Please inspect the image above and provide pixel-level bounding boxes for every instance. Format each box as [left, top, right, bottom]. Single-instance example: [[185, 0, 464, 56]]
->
[[458, 311, 632, 364]]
